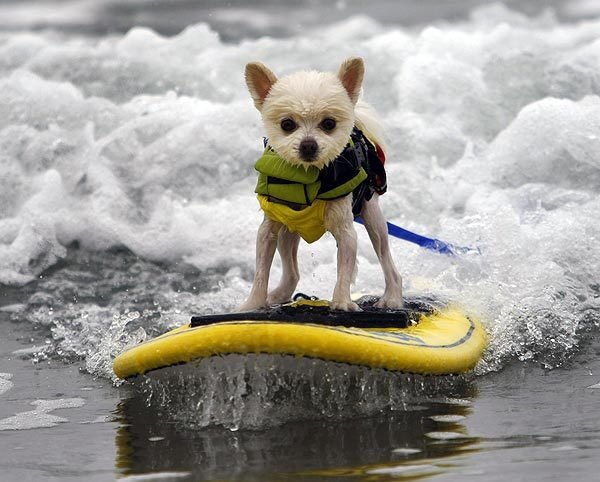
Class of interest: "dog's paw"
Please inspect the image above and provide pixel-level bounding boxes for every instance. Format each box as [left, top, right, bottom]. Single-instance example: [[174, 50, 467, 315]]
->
[[266, 289, 293, 306], [236, 298, 267, 312], [374, 296, 404, 310], [329, 299, 361, 311]]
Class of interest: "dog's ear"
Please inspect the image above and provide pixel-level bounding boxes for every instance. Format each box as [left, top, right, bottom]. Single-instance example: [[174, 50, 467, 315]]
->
[[338, 57, 364, 105], [245, 62, 278, 111]]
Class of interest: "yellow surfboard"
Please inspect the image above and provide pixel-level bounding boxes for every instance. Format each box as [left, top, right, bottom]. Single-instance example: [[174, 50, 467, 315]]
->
[[113, 297, 486, 379]]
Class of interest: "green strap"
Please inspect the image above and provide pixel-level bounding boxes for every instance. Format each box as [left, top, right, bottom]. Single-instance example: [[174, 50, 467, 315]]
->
[[255, 149, 320, 183], [254, 142, 365, 205]]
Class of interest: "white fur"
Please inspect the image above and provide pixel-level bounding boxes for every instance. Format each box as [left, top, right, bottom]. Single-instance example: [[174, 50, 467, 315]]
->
[[239, 58, 403, 312], [354, 101, 388, 153], [261, 71, 355, 170]]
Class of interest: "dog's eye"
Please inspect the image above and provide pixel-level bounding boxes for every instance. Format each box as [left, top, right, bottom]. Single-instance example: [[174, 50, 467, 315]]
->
[[280, 118, 297, 132], [320, 118, 336, 132]]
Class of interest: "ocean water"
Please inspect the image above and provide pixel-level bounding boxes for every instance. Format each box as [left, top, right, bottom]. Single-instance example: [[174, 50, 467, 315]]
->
[[1, 1, 600, 480]]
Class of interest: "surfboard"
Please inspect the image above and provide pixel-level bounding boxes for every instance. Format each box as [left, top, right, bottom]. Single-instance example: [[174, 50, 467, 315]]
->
[[112, 296, 487, 379]]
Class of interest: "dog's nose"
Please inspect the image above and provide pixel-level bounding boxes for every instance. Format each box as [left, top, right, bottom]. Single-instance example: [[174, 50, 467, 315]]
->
[[298, 138, 319, 161]]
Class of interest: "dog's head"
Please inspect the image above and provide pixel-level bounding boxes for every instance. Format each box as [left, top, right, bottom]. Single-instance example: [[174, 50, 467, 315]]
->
[[245, 58, 364, 170]]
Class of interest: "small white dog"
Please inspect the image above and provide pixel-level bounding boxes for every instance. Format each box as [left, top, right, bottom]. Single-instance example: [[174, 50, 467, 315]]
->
[[239, 57, 402, 311]]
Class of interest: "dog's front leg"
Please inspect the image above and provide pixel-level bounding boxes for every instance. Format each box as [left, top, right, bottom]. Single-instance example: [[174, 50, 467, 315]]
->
[[267, 228, 301, 305], [361, 195, 403, 309], [325, 197, 359, 311], [238, 216, 280, 311]]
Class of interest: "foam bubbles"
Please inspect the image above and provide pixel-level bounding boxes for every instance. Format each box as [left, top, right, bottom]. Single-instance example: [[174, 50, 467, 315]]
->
[[0, 397, 85, 431], [425, 431, 469, 440], [488, 96, 600, 189], [0, 373, 14, 395], [392, 447, 422, 455], [366, 464, 438, 476], [429, 414, 466, 423], [120, 472, 191, 481]]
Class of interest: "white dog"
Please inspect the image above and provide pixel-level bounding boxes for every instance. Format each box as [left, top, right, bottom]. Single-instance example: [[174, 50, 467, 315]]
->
[[239, 57, 402, 312]]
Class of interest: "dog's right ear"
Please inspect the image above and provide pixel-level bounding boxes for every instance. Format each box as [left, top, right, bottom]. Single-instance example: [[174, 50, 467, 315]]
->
[[245, 62, 278, 111]]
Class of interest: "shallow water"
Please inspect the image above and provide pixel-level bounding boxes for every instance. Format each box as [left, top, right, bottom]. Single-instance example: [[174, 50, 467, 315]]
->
[[1, 0, 600, 480], [2, 314, 599, 481]]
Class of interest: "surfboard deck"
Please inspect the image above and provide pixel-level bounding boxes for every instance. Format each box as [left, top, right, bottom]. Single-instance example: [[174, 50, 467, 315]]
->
[[113, 296, 487, 379]]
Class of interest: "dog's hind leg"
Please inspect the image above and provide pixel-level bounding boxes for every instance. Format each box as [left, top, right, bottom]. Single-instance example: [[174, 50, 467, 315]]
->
[[360, 195, 403, 308], [267, 228, 300, 305], [325, 196, 360, 311], [238, 216, 281, 311]]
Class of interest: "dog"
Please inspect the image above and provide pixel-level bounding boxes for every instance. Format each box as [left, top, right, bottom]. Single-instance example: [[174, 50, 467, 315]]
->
[[239, 57, 402, 312]]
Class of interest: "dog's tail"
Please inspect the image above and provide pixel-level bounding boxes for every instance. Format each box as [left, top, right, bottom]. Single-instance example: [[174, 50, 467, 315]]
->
[[354, 101, 388, 157]]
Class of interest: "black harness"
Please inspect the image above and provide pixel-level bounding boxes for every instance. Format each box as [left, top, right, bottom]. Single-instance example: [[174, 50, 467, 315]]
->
[[341, 127, 387, 215]]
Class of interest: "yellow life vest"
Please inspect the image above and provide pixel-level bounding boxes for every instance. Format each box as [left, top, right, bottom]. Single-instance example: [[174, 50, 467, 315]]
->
[[254, 127, 386, 243], [257, 194, 327, 243]]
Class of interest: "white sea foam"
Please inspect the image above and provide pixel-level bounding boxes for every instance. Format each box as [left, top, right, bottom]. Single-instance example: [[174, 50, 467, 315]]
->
[[429, 414, 466, 423], [0, 373, 14, 395], [426, 431, 468, 440], [0, 397, 85, 431], [1, 6, 600, 380], [120, 472, 191, 481], [392, 447, 422, 455], [366, 464, 438, 476]]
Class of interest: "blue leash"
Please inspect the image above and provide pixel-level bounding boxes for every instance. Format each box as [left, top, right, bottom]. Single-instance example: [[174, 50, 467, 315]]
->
[[354, 217, 479, 256]]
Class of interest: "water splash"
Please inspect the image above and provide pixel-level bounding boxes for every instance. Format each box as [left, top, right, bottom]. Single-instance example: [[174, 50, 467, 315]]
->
[[132, 354, 473, 431]]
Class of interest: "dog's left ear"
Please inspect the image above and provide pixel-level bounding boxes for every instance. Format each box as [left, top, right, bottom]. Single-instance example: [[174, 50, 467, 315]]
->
[[338, 57, 364, 105]]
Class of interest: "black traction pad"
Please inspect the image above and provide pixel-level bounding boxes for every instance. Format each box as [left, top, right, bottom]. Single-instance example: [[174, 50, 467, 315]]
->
[[190, 295, 437, 329]]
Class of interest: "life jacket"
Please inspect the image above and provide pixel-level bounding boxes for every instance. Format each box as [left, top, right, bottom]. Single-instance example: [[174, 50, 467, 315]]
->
[[254, 127, 387, 243]]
